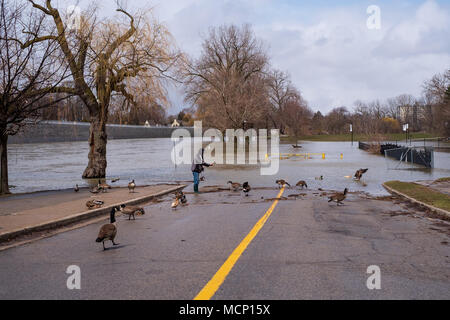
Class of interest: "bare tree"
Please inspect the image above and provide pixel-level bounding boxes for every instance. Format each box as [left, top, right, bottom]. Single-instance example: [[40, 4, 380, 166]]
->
[[266, 69, 299, 133], [0, 0, 71, 194], [25, 0, 181, 178], [323, 107, 349, 134], [185, 24, 269, 130], [423, 69, 450, 135], [282, 95, 312, 143]]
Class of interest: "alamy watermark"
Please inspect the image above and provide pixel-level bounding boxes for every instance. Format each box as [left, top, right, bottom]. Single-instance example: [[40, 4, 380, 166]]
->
[[366, 265, 381, 290], [171, 121, 280, 175], [66, 265, 81, 290], [367, 5, 381, 30]]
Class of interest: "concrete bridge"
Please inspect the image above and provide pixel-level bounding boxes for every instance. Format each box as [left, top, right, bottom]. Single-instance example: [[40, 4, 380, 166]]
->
[[9, 121, 194, 144]]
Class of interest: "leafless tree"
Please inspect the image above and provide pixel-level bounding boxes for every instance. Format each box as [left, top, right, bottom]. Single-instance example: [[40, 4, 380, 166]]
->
[[185, 24, 269, 130], [282, 95, 312, 142], [423, 69, 450, 135], [266, 69, 299, 133], [0, 0, 71, 194]]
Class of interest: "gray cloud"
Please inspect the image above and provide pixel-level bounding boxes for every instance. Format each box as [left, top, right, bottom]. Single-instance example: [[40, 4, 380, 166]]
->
[[94, 0, 450, 114]]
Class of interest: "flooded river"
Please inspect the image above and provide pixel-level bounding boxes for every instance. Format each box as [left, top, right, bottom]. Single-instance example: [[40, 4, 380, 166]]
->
[[6, 138, 450, 195]]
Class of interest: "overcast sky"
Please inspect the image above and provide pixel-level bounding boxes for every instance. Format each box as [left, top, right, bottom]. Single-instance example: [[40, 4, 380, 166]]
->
[[62, 0, 450, 115]]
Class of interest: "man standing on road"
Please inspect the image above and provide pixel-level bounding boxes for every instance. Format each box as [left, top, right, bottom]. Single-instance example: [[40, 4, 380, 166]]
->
[[191, 148, 214, 193]]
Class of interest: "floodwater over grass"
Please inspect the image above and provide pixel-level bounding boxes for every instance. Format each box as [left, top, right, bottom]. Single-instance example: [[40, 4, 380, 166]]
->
[[7, 138, 450, 195]]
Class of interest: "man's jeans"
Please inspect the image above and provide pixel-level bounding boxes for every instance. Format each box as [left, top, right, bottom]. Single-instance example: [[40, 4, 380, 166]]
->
[[193, 172, 199, 192]]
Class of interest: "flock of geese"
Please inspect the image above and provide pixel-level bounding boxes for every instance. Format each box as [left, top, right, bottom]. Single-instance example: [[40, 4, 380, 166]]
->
[[228, 168, 368, 207], [94, 204, 147, 250], [94, 188, 187, 250], [73, 178, 146, 250], [87, 167, 368, 250]]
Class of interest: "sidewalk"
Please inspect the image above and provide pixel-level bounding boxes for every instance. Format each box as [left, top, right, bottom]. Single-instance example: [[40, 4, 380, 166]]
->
[[0, 184, 185, 243]]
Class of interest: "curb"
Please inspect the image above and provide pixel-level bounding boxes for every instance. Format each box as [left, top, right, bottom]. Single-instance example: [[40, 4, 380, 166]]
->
[[382, 183, 450, 219], [0, 184, 186, 244]]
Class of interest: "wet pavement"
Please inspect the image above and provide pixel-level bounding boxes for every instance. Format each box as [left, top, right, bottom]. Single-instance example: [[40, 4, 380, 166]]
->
[[0, 186, 449, 299]]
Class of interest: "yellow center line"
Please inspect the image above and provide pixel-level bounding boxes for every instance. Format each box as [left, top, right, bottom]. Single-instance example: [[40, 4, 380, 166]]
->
[[194, 187, 285, 300]]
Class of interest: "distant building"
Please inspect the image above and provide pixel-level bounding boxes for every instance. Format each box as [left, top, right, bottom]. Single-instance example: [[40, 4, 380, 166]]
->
[[171, 119, 181, 127], [144, 120, 150, 127]]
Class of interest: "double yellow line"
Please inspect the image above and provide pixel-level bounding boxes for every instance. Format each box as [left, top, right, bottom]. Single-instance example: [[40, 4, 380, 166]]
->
[[194, 187, 285, 300]]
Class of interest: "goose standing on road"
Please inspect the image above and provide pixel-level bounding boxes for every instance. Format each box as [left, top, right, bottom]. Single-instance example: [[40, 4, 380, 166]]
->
[[276, 179, 291, 188], [296, 180, 308, 189], [96, 207, 119, 250], [228, 181, 241, 191], [328, 188, 348, 206], [120, 204, 145, 220], [243, 182, 251, 196], [128, 180, 136, 193], [179, 191, 187, 205]]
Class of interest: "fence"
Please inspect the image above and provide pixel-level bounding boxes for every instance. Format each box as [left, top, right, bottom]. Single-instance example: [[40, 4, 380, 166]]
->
[[358, 141, 433, 168], [10, 121, 194, 144]]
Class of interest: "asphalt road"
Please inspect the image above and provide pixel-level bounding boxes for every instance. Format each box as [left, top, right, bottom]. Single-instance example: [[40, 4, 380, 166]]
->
[[0, 187, 449, 299]]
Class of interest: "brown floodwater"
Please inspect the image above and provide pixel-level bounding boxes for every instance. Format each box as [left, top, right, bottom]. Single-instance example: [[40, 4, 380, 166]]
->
[[6, 138, 450, 196]]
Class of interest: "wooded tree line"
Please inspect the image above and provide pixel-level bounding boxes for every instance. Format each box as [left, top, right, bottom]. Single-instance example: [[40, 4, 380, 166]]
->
[[310, 73, 450, 136]]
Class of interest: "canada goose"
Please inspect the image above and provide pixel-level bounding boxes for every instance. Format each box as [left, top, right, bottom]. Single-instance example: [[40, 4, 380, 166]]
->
[[328, 188, 348, 206], [98, 180, 111, 192], [276, 179, 291, 188], [74, 184, 79, 192], [86, 199, 104, 210], [315, 176, 324, 180], [354, 168, 368, 180], [227, 181, 241, 191], [296, 180, 308, 189], [243, 182, 251, 196], [111, 178, 120, 183], [119, 204, 145, 220], [128, 180, 136, 193], [177, 191, 187, 205], [96, 207, 118, 250]]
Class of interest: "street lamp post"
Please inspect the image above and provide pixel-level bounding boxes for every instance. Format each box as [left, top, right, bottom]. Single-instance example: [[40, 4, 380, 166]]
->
[[350, 124, 353, 146], [403, 123, 409, 145]]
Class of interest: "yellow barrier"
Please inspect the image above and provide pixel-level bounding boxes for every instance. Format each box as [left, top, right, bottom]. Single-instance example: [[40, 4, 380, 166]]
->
[[266, 152, 344, 160]]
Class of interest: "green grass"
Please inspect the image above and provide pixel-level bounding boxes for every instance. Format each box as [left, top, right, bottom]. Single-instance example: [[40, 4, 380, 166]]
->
[[434, 177, 450, 183], [384, 180, 450, 212], [283, 133, 438, 142]]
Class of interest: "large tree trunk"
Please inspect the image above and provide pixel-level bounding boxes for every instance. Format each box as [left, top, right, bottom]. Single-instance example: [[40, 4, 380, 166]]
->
[[82, 115, 107, 179], [0, 133, 10, 195]]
